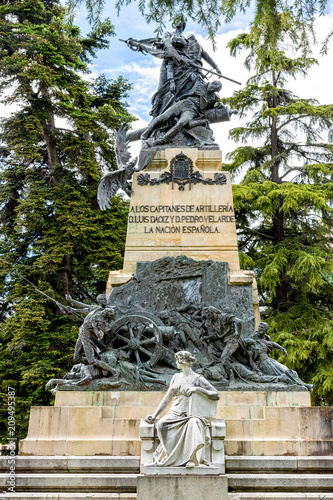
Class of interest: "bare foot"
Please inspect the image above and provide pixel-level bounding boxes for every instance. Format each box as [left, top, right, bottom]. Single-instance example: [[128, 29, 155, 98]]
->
[[186, 461, 195, 468]]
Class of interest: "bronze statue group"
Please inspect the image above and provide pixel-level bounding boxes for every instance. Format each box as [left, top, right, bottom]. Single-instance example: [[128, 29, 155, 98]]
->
[[46, 293, 312, 393]]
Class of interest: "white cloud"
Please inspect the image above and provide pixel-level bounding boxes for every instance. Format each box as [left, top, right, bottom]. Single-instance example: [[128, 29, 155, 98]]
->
[[105, 61, 160, 120]]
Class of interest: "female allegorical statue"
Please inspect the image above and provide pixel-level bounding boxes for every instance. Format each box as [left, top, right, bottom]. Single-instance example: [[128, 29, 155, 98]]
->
[[145, 351, 219, 467]]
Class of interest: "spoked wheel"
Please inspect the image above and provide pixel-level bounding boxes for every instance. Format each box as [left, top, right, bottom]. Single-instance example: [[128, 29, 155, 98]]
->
[[106, 313, 164, 367]]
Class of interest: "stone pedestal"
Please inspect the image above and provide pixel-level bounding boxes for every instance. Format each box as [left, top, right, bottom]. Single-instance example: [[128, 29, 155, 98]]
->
[[137, 474, 228, 500], [120, 149, 240, 275], [19, 390, 333, 457], [106, 148, 259, 325]]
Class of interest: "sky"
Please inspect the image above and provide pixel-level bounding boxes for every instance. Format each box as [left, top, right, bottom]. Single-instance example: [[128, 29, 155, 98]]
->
[[72, 1, 333, 163]]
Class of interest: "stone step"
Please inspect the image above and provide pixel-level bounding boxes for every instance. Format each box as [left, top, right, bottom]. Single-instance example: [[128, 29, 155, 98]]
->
[[226, 456, 333, 473], [1, 456, 331, 497], [0, 494, 137, 499], [0, 493, 332, 500], [0, 473, 137, 492], [229, 495, 333, 500], [2, 455, 330, 474], [228, 474, 333, 492], [1, 472, 332, 493], [0, 456, 140, 473]]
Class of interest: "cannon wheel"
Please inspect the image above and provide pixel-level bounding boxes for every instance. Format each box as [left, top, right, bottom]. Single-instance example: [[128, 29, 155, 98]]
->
[[106, 312, 164, 367]]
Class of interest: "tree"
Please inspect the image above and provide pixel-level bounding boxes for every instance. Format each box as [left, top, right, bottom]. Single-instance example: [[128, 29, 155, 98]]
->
[[222, 10, 333, 405], [0, 0, 133, 439]]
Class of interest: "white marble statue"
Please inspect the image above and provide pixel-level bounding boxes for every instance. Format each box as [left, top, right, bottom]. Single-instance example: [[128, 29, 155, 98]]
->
[[145, 351, 220, 467]]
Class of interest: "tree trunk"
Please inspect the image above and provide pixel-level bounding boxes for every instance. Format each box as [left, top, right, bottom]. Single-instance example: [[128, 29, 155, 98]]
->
[[41, 87, 61, 172], [270, 69, 288, 309], [60, 254, 73, 297], [42, 120, 61, 170], [270, 70, 281, 185]]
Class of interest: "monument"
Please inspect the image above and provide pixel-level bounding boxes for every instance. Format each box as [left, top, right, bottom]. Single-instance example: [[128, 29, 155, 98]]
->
[[46, 18, 312, 396], [18, 20, 332, 499]]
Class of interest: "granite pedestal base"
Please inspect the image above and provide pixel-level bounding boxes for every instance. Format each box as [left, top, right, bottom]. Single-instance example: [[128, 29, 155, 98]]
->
[[137, 474, 228, 500], [19, 390, 333, 457]]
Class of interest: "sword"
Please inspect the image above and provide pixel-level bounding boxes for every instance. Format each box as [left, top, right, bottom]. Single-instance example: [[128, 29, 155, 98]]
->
[[189, 61, 241, 85]]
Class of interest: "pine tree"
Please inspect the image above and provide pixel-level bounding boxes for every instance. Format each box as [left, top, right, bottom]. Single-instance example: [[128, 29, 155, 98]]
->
[[0, 0, 132, 439], [223, 11, 333, 405]]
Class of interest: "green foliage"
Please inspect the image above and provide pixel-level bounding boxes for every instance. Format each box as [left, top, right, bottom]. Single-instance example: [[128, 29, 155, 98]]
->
[[68, 0, 328, 46], [223, 12, 333, 405], [269, 305, 333, 406], [0, 0, 132, 440]]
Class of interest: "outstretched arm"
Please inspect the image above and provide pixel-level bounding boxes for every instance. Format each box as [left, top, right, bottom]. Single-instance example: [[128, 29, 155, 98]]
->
[[125, 38, 165, 59], [269, 341, 288, 356], [65, 295, 93, 313], [201, 49, 222, 76], [46, 379, 66, 390]]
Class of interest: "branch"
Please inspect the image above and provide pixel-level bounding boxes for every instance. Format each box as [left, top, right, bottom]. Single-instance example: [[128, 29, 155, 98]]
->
[[56, 128, 79, 135], [276, 113, 312, 132], [239, 228, 274, 240], [280, 167, 302, 181]]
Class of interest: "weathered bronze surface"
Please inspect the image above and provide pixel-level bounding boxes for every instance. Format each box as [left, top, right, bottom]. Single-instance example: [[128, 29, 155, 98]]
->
[[47, 257, 312, 393]]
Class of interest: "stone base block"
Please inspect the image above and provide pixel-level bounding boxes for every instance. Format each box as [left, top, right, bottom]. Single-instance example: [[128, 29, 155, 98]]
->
[[137, 474, 228, 500], [142, 465, 221, 475], [54, 390, 311, 408], [228, 473, 333, 492], [0, 494, 332, 500], [107, 149, 241, 285], [0, 473, 137, 492], [19, 391, 332, 457]]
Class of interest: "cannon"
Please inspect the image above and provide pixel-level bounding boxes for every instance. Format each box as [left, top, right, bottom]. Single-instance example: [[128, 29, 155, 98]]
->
[[104, 312, 175, 368]]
